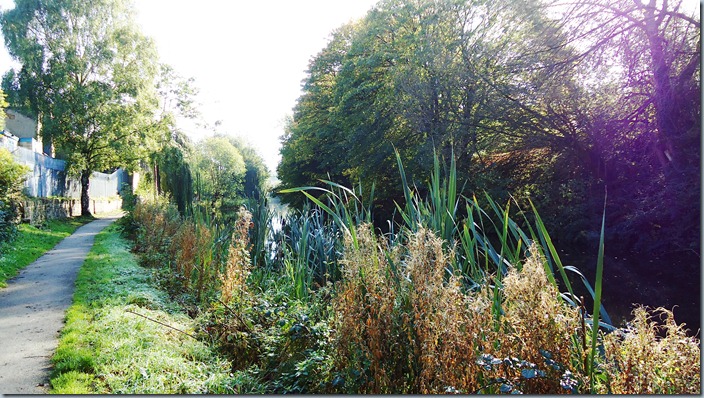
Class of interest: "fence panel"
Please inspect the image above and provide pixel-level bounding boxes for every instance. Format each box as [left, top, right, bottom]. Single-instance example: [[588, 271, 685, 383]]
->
[[8, 145, 127, 199]]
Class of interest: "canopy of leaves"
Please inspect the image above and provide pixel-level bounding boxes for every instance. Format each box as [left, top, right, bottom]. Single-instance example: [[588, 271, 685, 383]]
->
[[2, 0, 161, 214], [277, 0, 700, 255]]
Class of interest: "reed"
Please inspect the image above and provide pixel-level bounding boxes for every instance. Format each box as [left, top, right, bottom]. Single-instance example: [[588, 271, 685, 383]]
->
[[124, 167, 699, 394]]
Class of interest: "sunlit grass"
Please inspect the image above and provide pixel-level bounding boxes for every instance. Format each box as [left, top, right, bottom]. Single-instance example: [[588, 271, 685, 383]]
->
[[0, 216, 93, 287], [50, 223, 233, 394]]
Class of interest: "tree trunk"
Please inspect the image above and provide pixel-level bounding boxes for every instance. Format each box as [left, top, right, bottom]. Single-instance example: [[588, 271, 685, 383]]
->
[[80, 170, 91, 216], [643, 0, 679, 170]]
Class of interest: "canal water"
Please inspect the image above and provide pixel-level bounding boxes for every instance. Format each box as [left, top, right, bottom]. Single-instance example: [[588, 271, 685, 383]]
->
[[558, 246, 700, 337]]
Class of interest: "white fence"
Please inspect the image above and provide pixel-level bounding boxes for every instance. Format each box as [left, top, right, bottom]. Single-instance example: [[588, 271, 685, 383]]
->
[[65, 168, 130, 199], [2, 135, 128, 199]]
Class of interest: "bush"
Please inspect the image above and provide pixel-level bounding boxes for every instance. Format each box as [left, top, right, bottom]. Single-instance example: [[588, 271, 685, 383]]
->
[[333, 226, 576, 393], [0, 148, 28, 244], [131, 198, 181, 267], [598, 306, 701, 394]]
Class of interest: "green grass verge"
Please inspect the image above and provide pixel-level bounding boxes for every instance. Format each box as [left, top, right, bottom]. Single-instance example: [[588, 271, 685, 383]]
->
[[50, 223, 235, 394], [0, 217, 93, 288]]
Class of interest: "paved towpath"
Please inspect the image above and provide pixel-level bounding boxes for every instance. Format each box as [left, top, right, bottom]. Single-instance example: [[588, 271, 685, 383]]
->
[[0, 216, 119, 394]]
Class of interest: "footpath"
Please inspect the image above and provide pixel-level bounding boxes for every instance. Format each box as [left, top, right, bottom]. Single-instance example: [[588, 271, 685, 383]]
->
[[0, 216, 119, 394]]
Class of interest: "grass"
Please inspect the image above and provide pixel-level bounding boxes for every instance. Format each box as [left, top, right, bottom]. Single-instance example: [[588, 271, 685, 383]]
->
[[50, 223, 234, 394], [0, 216, 93, 288]]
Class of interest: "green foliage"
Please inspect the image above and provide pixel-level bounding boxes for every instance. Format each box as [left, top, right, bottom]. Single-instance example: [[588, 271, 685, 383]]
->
[[277, 0, 579, 214], [193, 135, 247, 219], [130, 197, 186, 306], [2, 70, 36, 118], [128, 167, 699, 394], [277, 0, 700, 260], [0, 148, 28, 241], [157, 140, 194, 216], [128, 199, 339, 393], [228, 136, 270, 199], [2, 0, 161, 215], [244, 194, 277, 269], [146, 65, 202, 216]]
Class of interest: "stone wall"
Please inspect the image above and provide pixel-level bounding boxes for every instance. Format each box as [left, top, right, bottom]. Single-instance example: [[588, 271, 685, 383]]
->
[[21, 197, 123, 226]]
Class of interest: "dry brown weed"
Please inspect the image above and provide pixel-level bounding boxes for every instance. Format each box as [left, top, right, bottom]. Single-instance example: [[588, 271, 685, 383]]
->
[[600, 306, 700, 394]]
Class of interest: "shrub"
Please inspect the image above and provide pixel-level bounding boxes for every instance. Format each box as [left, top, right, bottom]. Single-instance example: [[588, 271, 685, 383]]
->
[[131, 199, 180, 267], [483, 244, 584, 394], [598, 306, 701, 394], [198, 207, 261, 371], [332, 223, 406, 393], [332, 225, 588, 394], [169, 220, 214, 300], [220, 207, 252, 304], [0, 148, 28, 243], [332, 225, 497, 394]]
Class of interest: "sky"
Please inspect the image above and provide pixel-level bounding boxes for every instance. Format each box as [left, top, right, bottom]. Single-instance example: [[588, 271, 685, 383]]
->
[[0, 0, 698, 175], [0, 0, 379, 175]]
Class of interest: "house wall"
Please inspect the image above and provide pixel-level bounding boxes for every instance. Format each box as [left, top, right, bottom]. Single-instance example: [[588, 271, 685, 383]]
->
[[0, 131, 18, 152], [3, 109, 38, 140], [3, 113, 131, 223]]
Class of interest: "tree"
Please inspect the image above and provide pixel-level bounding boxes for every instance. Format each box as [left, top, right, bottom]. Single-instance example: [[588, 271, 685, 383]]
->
[[1, 0, 160, 215], [227, 136, 270, 199], [277, 0, 572, 212], [147, 63, 201, 213], [154, 131, 194, 216], [532, 0, 701, 253], [193, 135, 246, 219], [0, 88, 7, 131], [277, 0, 699, 254], [277, 23, 358, 208], [545, 0, 700, 170]]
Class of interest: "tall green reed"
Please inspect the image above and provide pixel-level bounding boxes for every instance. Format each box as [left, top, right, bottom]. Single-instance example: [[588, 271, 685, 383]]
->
[[245, 195, 277, 268], [588, 190, 607, 392], [281, 148, 613, 332], [275, 179, 376, 300], [281, 208, 342, 300]]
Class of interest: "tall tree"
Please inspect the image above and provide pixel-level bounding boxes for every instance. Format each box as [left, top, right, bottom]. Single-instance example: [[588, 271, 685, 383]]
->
[[2, 0, 160, 215], [539, 0, 701, 252], [149, 63, 201, 209], [542, 0, 700, 171], [278, 0, 574, 211], [277, 23, 358, 208], [156, 132, 194, 216]]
